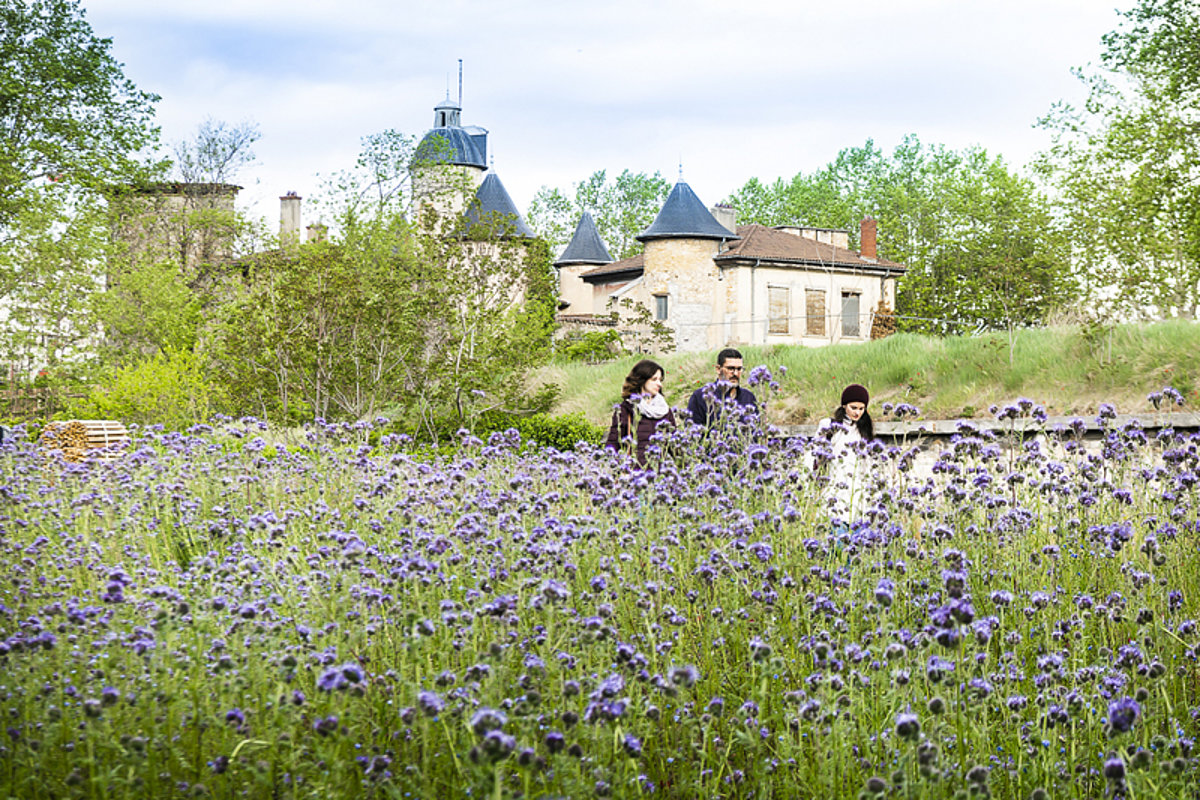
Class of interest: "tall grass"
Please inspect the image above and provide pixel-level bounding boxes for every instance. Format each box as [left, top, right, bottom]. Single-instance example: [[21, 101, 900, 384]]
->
[[545, 320, 1200, 424], [2, 412, 1198, 799]]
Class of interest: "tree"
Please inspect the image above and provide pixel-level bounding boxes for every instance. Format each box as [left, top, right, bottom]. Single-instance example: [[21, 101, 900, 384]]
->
[[0, 0, 159, 387], [727, 137, 1075, 334], [0, 186, 109, 382], [1037, 0, 1200, 319], [527, 169, 671, 259], [0, 0, 160, 226], [173, 118, 259, 184], [98, 120, 263, 362], [211, 131, 556, 428]]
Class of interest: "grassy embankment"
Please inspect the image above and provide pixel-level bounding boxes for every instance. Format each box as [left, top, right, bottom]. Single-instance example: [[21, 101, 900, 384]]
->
[[540, 320, 1200, 425]]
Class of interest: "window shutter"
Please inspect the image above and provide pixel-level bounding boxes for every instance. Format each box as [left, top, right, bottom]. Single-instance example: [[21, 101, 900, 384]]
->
[[768, 286, 789, 334], [805, 289, 825, 336]]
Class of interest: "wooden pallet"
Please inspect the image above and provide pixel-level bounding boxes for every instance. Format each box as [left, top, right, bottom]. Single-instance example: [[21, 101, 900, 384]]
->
[[39, 420, 130, 462]]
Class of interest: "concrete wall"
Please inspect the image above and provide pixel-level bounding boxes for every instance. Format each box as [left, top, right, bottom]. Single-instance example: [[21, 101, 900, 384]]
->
[[108, 183, 241, 280]]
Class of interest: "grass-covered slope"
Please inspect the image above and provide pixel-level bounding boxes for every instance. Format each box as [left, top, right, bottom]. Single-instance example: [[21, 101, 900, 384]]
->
[[544, 321, 1200, 424]]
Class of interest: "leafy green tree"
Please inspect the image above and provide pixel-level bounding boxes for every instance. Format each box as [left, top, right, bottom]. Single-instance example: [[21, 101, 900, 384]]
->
[[0, 186, 109, 382], [0, 0, 160, 388], [527, 169, 671, 259], [212, 131, 556, 429], [1037, 0, 1200, 319], [98, 120, 263, 362], [173, 118, 259, 184], [0, 0, 160, 225]]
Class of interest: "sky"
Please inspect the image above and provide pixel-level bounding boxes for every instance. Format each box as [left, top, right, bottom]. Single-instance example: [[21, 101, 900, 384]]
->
[[86, 0, 1127, 239]]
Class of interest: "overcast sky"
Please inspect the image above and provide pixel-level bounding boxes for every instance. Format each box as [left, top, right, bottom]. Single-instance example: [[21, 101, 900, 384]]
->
[[86, 0, 1126, 236]]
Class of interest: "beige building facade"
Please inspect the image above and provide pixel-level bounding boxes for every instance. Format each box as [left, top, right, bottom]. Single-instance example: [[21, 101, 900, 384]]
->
[[555, 183, 905, 352]]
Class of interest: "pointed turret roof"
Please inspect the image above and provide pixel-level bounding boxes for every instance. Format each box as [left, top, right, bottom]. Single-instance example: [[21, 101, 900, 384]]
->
[[464, 173, 535, 238], [555, 212, 613, 266], [637, 182, 740, 242]]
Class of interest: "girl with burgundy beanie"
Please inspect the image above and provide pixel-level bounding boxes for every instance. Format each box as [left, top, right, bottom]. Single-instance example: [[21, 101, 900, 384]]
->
[[813, 383, 874, 524], [831, 383, 873, 441]]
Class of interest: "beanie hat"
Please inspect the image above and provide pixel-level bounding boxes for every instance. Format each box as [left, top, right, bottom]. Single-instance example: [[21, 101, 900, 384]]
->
[[841, 384, 869, 406]]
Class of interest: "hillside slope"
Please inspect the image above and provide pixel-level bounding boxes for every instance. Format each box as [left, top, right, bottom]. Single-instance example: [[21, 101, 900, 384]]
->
[[541, 320, 1200, 424]]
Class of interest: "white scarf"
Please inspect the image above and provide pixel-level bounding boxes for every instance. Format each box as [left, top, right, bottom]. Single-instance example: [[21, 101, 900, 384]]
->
[[636, 393, 670, 419]]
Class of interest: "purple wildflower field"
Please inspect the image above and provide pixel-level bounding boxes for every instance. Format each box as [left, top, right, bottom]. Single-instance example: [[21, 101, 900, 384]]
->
[[1, 380, 1199, 799]]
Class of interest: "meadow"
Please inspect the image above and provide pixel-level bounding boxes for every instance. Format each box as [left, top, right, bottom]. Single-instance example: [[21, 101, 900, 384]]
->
[[542, 320, 1200, 425], [1, 381, 1198, 799]]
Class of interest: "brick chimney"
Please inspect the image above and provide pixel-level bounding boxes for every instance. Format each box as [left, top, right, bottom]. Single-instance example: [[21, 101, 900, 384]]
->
[[860, 218, 877, 261], [306, 223, 328, 244], [280, 191, 302, 247]]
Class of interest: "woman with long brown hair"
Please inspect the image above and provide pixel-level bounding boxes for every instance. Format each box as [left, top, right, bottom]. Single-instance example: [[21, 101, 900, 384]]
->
[[604, 359, 676, 465]]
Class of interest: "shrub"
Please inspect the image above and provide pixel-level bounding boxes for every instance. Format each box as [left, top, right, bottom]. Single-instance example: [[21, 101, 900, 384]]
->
[[66, 348, 228, 430], [559, 330, 624, 363], [507, 411, 605, 450]]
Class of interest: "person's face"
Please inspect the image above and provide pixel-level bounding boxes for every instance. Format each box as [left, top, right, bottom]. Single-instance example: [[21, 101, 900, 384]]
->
[[717, 358, 743, 387], [643, 370, 663, 397], [845, 401, 866, 422]]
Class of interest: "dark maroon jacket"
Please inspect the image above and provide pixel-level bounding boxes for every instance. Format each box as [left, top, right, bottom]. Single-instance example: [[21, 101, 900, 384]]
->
[[604, 400, 676, 465]]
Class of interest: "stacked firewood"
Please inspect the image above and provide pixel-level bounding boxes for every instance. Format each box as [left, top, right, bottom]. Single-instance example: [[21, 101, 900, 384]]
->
[[38, 420, 130, 462], [870, 300, 898, 340]]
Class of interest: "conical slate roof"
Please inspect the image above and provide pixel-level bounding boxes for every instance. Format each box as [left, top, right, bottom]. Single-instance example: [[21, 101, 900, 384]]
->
[[555, 212, 613, 266], [465, 173, 535, 238], [414, 127, 487, 169], [637, 182, 740, 242]]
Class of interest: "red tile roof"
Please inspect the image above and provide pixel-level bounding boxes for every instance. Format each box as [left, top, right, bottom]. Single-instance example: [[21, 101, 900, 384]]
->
[[715, 225, 906, 272]]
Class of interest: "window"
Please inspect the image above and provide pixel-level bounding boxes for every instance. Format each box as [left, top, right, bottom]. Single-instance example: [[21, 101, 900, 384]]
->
[[805, 289, 826, 336], [841, 291, 861, 337], [654, 294, 668, 321], [768, 286, 790, 334]]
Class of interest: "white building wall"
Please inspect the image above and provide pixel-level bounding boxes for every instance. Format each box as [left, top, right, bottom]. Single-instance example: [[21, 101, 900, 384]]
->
[[726, 264, 895, 346]]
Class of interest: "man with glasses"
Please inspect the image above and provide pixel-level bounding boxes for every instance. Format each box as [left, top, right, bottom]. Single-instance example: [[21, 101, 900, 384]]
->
[[686, 348, 759, 428]]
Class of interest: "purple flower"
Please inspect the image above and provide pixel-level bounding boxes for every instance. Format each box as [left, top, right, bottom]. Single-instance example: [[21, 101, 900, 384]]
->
[[874, 578, 895, 607], [1108, 697, 1141, 734], [669, 665, 700, 688], [895, 712, 920, 742], [417, 690, 444, 717], [470, 707, 507, 737], [317, 667, 346, 692], [479, 729, 516, 762]]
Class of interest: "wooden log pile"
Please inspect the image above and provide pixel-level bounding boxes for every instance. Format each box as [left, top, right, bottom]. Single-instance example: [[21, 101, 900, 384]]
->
[[38, 420, 130, 462]]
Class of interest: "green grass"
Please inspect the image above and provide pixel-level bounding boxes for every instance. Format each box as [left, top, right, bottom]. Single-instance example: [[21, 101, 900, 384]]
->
[[544, 320, 1200, 424]]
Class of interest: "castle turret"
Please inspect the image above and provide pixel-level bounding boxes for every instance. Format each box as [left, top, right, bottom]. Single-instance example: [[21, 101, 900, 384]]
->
[[412, 93, 489, 216], [464, 173, 534, 238], [554, 212, 613, 313]]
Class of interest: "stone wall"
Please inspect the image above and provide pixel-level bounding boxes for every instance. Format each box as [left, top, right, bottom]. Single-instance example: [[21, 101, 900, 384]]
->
[[642, 238, 723, 352]]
